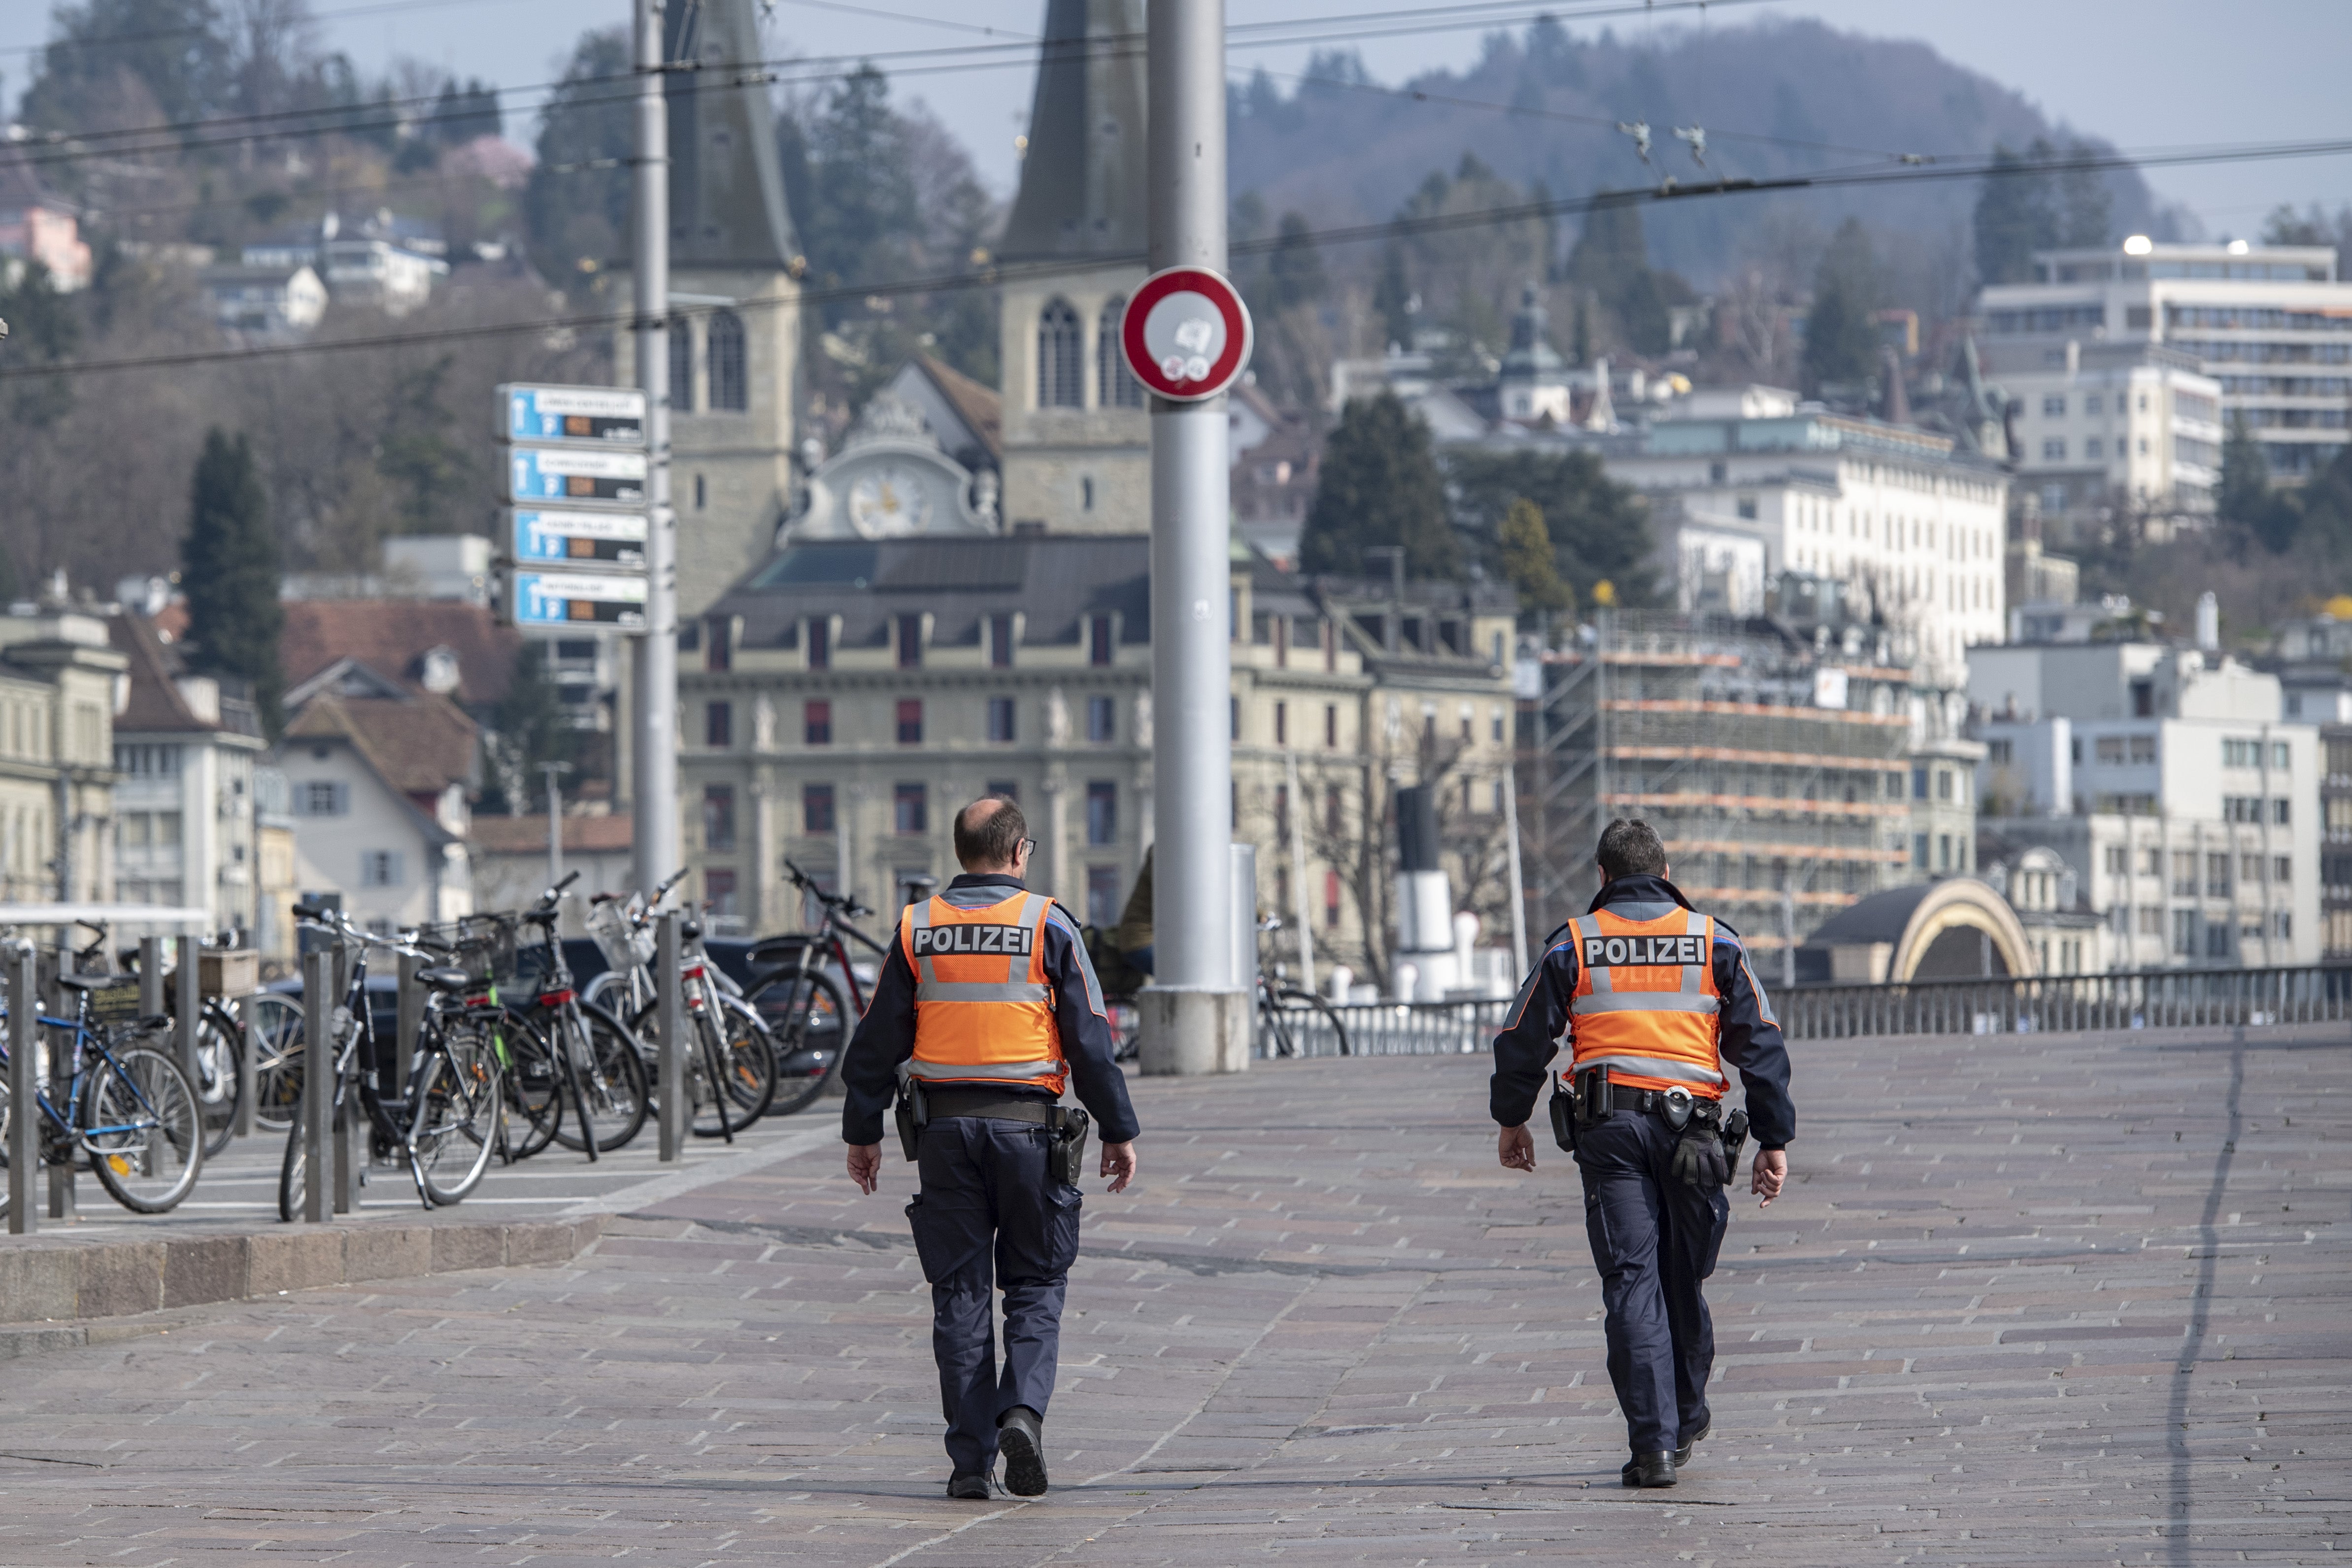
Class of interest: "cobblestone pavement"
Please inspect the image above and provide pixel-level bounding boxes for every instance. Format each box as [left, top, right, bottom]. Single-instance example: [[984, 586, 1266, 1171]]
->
[[0, 1022, 2344, 1565]]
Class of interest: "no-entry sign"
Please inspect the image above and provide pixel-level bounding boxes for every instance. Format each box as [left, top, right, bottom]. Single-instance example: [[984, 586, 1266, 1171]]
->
[[1119, 266, 1253, 402]]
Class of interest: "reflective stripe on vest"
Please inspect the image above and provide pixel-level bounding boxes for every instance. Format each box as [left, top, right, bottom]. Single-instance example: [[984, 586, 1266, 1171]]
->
[[1565, 907, 1725, 1094], [901, 890, 1065, 1093]]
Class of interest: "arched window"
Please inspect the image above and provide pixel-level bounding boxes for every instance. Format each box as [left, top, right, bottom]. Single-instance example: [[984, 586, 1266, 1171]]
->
[[706, 308, 747, 412], [668, 324, 694, 412], [1037, 299, 1083, 408], [1099, 298, 1143, 408]]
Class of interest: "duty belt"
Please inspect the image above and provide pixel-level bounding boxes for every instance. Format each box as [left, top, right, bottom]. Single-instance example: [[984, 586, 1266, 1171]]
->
[[1569, 1067, 1723, 1132], [920, 1087, 1061, 1125]]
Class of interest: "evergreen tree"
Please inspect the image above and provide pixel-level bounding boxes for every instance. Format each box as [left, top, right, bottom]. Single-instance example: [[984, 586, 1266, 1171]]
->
[[479, 643, 578, 815], [182, 431, 285, 735], [1496, 498, 1571, 621], [1372, 238, 1415, 349], [524, 29, 633, 281], [0, 261, 81, 428], [1564, 198, 1670, 355], [1266, 213, 1328, 314], [1446, 447, 1652, 608], [1299, 392, 1459, 580], [1801, 218, 1881, 397], [2217, 415, 2270, 531]]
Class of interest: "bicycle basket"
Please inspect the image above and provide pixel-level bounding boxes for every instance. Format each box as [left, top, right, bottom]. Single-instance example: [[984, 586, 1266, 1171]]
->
[[84, 977, 145, 1026], [587, 901, 655, 972]]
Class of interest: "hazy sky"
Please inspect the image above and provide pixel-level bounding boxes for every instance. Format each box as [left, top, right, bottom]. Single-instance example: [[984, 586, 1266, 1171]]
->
[[3, 0, 2346, 233]]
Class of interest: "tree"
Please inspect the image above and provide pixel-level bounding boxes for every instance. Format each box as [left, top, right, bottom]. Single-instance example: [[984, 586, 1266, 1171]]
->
[[182, 430, 285, 734], [478, 642, 577, 815], [1496, 498, 1572, 622], [21, 0, 235, 132], [2217, 415, 2270, 535], [1266, 212, 1328, 314], [1564, 197, 1671, 356], [1299, 391, 1459, 579], [1446, 447, 1652, 608], [0, 261, 82, 429], [1801, 218, 1880, 397], [524, 28, 633, 282], [1974, 138, 2111, 286]]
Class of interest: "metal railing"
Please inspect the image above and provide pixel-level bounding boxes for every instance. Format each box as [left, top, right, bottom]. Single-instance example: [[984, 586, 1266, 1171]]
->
[[1268, 997, 1516, 1059], [1775, 964, 2352, 1040]]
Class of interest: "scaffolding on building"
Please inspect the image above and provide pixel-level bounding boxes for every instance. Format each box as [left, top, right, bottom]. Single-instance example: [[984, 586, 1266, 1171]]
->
[[1529, 608, 1920, 963]]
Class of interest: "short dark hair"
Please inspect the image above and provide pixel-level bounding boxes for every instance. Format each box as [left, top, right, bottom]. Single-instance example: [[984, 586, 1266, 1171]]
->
[[953, 795, 1028, 869], [1595, 818, 1668, 879]]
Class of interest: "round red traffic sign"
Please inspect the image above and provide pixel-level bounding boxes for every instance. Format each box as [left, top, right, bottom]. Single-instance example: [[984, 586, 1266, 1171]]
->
[[1119, 266, 1253, 402]]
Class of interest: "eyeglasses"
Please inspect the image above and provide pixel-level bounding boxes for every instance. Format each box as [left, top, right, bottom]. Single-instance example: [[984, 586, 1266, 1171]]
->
[[1019, 838, 1038, 861]]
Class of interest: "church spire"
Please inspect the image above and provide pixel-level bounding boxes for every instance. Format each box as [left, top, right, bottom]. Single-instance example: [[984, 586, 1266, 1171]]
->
[[664, 0, 800, 270], [999, 0, 1148, 262]]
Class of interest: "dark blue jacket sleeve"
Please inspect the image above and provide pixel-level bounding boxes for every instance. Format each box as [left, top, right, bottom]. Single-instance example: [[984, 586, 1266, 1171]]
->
[[1044, 906, 1141, 1143], [1712, 935, 1796, 1150], [1489, 938, 1579, 1127], [840, 938, 916, 1146]]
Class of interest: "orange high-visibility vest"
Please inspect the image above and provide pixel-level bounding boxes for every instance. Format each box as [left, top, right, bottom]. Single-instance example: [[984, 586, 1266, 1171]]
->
[[1560, 905, 1725, 1098], [899, 890, 1066, 1096]]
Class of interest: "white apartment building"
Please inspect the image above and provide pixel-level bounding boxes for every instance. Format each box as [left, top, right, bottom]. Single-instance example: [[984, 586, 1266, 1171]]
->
[[1970, 640, 2319, 969], [1981, 339, 2223, 525], [1980, 239, 2352, 480], [1609, 396, 2011, 684]]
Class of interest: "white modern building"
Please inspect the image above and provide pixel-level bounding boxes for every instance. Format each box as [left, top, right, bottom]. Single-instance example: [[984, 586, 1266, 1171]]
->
[[1607, 398, 2011, 685], [1970, 640, 2319, 968], [196, 262, 327, 338], [1981, 339, 2224, 527], [1980, 239, 2352, 481]]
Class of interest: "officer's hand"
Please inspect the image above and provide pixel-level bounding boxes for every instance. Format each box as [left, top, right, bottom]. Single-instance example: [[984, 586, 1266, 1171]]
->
[[1751, 1148, 1787, 1207], [1100, 1139, 1137, 1193], [1497, 1124, 1536, 1172], [846, 1142, 881, 1195]]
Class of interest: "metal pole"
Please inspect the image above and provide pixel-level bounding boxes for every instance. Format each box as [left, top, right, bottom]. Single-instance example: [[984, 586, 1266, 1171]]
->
[[43, 948, 71, 1222], [395, 947, 422, 1096], [174, 933, 201, 1106], [630, 0, 679, 899], [232, 989, 256, 1139], [302, 947, 332, 1223], [8, 943, 36, 1234], [1502, 761, 1530, 978], [138, 934, 165, 1020], [1285, 752, 1315, 997], [541, 761, 572, 894], [656, 908, 685, 1161], [1140, 0, 1244, 1076]]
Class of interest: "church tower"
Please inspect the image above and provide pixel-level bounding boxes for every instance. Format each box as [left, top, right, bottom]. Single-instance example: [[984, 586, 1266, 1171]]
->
[[996, 0, 1151, 534], [615, 0, 804, 616]]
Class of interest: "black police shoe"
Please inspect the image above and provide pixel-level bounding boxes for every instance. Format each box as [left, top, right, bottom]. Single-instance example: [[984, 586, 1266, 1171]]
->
[[997, 1405, 1049, 1497], [1620, 1451, 1678, 1488], [1674, 1416, 1712, 1468], [947, 1471, 995, 1500]]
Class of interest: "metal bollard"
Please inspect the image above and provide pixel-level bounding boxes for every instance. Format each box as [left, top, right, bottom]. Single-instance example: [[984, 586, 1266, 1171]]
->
[[8, 943, 37, 1235], [232, 990, 258, 1140], [302, 947, 333, 1223], [139, 934, 166, 1020], [657, 909, 684, 1162], [395, 948, 422, 1096], [44, 950, 73, 1223], [175, 934, 202, 1107]]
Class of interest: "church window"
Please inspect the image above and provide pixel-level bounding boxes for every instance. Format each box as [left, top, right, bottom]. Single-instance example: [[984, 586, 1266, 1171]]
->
[[706, 309, 747, 412], [1038, 299, 1083, 408], [669, 325, 694, 412], [1100, 298, 1144, 407]]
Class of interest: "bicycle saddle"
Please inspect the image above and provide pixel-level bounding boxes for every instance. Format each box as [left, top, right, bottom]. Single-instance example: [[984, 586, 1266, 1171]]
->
[[417, 966, 476, 992], [749, 935, 811, 965], [54, 972, 120, 992]]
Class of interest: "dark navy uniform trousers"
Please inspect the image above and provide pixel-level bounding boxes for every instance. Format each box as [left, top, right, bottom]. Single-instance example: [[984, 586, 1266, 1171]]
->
[[1574, 1108, 1731, 1456], [904, 1114, 1083, 1477]]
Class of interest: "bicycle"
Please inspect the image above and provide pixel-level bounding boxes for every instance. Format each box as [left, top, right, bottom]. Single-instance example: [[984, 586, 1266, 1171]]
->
[[747, 861, 877, 1117], [585, 874, 778, 1139], [498, 872, 649, 1159], [110, 934, 254, 1158], [276, 904, 507, 1218], [1255, 916, 1351, 1059], [0, 928, 204, 1214]]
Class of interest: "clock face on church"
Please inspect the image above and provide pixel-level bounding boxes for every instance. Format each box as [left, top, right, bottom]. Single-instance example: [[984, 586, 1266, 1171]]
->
[[846, 462, 936, 536]]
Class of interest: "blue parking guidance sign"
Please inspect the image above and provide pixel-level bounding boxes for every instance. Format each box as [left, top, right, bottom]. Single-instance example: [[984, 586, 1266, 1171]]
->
[[500, 384, 648, 446], [509, 571, 648, 631], [510, 508, 648, 568], [507, 446, 648, 505]]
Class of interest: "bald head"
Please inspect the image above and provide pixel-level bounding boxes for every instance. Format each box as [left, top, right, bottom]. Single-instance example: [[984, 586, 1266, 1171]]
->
[[953, 796, 1029, 872]]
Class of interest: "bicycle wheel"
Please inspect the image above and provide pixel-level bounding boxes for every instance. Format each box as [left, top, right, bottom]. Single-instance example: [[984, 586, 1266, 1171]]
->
[[498, 1005, 563, 1160], [698, 994, 777, 1135], [761, 971, 849, 1118], [84, 1046, 204, 1214], [247, 991, 305, 1129], [1275, 987, 1351, 1057], [550, 1002, 648, 1154], [277, 1095, 309, 1222], [409, 1020, 504, 1206], [1256, 987, 1298, 1059], [193, 1002, 245, 1158]]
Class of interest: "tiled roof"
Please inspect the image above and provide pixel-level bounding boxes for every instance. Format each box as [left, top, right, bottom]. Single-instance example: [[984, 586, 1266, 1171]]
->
[[470, 814, 634, 855], [913, 355, 1003, 460], [283, 693, 477, 799], [279, 600, 521, 708], [107, 613, 262, 737]]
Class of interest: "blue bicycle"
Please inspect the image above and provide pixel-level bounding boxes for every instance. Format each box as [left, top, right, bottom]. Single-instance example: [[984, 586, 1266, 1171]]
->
[[0, 928, 205, 1214]]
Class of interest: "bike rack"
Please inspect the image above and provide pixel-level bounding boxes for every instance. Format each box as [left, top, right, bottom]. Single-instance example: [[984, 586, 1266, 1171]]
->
[[656, 909, 685, 1162], [7, 944, 37, 1235]]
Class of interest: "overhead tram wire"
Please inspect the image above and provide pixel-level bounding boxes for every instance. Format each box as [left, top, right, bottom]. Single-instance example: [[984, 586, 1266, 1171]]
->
[[11, 0, 1779, 169], [8, 131, 2350, 386]]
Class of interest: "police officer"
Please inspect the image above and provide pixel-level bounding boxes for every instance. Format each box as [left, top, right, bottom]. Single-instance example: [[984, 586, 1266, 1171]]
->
[[1491, 819, 1794, 1489], [843, 796, 1140, 1501]]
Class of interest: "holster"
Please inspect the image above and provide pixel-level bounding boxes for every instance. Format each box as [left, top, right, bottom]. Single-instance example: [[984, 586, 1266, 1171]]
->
[[1721, 1106, 1749, 1172], [1047, 1106, 1092, 1185], [893, 1077, 927, 1162], [1547, 1082, 1578, 1152]]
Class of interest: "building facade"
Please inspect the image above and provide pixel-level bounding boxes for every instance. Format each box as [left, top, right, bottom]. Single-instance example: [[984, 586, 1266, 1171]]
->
[[1981, 339, 2223, 528], [677, 536, 1515, 986], [0, 609, 123, 904], [276, 694, 476, 932], [1979, 239, 2352, 481], [1971, 640, 2320, 969]]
